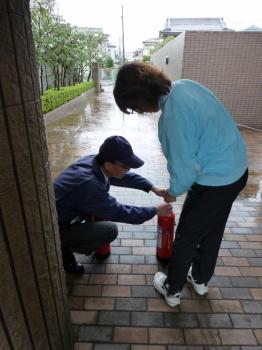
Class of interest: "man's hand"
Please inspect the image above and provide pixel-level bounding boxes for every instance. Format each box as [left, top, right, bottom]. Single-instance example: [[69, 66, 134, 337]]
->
[[156, 203, 173, 216], [151, 186, 167, 198], [163, 192, 176, 203]]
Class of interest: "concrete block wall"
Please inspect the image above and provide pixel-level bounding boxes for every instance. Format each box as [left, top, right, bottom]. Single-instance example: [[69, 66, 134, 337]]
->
[[151, 31, 262, 130]]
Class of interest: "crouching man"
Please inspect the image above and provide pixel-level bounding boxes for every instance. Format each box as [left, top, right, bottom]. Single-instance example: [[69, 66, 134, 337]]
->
[[54, 135, 172, 273]]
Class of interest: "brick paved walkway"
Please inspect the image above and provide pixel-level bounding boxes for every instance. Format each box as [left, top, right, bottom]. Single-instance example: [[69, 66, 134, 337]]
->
[[47, 87, 262, 350]]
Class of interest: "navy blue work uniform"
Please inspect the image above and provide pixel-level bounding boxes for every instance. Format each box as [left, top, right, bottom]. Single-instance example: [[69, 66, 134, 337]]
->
[[53, 155, 156, 266]]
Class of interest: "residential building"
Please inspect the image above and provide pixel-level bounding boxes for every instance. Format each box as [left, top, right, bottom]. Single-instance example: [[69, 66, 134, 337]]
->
[[244, 25, 262, 31], [142, 37, 160, 55], [159, 17, 232, 38], [106, 42, 117, 60]]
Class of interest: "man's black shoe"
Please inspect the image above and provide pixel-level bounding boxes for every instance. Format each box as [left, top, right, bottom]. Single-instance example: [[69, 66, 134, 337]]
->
[[64, 262, 84, 274]]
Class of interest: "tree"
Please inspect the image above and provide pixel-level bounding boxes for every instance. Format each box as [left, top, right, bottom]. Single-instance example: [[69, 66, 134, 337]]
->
[[45, 17, 74, 89], [142, 55, 150, 63], [104, 56, 114, 68], [31, 0, 56, 94], [31, 0, 108, 90], [84, 30, 107, 81], [66, 31, 85, 84], [150, 36, 176, 55]]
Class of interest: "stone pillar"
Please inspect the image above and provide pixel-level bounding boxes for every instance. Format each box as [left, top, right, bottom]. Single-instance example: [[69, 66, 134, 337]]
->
[[0, 1, 73, 349], [91, 62, 101, 92]]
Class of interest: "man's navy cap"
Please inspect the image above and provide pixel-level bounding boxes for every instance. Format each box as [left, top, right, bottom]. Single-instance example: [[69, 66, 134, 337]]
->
[[98, 136, 144, 168]]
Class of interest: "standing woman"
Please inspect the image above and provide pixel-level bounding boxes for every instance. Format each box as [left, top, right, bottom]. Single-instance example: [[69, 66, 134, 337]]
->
[[113, 61, 248, 307]]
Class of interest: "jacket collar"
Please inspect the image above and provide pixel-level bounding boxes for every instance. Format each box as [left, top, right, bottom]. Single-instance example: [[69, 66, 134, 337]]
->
[[92, 155, 107, 184]]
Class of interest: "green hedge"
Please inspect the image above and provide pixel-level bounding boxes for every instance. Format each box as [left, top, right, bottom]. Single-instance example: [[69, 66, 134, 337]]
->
[[41, 81, 94, 114]]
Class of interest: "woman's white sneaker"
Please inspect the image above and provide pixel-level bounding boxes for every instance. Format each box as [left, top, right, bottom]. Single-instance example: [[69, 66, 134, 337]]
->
[[187, 266, 208, 295], [153, 272, 180, 307]]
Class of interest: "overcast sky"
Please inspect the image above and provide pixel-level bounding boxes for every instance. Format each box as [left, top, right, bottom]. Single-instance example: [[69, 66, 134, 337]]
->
[[55, 0, 262, 52]]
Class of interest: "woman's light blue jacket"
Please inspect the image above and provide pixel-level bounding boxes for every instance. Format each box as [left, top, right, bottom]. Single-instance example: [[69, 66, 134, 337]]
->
[[158, 79, 247, 196]]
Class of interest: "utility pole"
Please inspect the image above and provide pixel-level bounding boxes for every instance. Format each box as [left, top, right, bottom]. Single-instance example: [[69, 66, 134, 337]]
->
[[121, 4, 125, 64], [118, 37, 121, 64]]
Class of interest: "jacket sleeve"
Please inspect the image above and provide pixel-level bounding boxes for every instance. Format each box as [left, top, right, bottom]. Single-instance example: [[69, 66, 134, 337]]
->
[[110, 172, 153, 192], [78, 180, 156, 224], [159, 99, 198, 196]]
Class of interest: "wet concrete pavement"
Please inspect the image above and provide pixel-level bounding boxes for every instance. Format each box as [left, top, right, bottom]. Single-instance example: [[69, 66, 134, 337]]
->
[[46, 85, 262, 349]]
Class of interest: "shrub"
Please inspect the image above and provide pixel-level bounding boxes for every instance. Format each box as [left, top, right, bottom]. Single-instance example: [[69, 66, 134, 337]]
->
[[41, 81, 94, 113]]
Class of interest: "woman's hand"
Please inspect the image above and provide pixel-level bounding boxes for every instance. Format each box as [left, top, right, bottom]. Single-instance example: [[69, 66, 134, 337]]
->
[[163, 192, 176, 203], [151, 186, 167, 198], [151, 187, 176, 203]]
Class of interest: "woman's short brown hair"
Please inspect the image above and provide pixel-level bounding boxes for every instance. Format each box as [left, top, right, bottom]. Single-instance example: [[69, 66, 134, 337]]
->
[[113, 61, 171, 114]]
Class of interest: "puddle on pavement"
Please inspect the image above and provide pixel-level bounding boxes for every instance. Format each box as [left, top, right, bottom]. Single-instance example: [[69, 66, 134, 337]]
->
[[46, 86, 262, 202], [238, 127, 262, 201], [239, 171, 262, 202]]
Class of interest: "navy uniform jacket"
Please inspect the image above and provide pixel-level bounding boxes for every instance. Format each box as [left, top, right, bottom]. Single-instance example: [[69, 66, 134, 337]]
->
[[53, 155, 156, 231]]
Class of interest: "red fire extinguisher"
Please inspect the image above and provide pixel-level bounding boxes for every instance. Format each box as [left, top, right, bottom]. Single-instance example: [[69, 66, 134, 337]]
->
[[92, 215, 111, 258], [95, 243, 111, 258], [156, 213, 175, 261]]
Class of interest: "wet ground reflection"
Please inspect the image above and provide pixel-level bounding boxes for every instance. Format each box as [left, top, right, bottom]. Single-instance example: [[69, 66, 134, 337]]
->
[[46, 85, 262, 201], [239, 127, 262, 201], [46, 85, 161, 178]]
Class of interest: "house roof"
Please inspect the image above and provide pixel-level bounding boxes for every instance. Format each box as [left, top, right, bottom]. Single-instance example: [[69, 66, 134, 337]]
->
[[107, 43, 116, 48], [244, 25, 262, 31], [142, 38, 160, 45], [161, 17, 230, 34]]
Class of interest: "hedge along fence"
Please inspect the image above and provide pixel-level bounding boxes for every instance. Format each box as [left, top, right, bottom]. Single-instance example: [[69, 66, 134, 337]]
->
[[41, 81, 94, 113]]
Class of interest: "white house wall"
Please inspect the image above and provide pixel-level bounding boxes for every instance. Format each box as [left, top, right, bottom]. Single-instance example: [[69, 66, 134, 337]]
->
[[151, 32, 185, 81]]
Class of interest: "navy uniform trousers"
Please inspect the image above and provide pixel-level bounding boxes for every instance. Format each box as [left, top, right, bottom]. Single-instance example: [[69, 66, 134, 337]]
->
[[61, 220, 118, 265]]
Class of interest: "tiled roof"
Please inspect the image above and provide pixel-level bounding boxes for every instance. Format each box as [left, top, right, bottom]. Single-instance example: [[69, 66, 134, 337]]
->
[[163, 17, 229, 32], [244, 25, 262, 31], [142, 38, 160, 44]]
